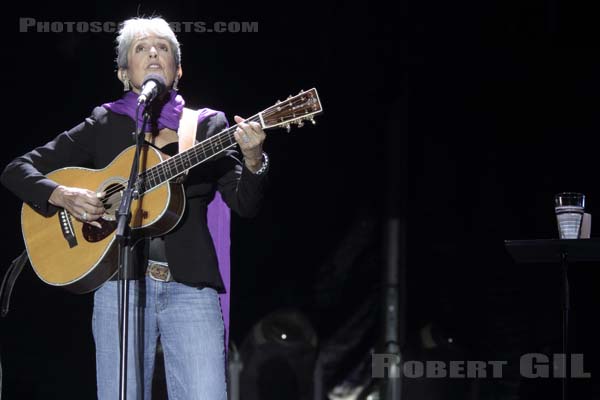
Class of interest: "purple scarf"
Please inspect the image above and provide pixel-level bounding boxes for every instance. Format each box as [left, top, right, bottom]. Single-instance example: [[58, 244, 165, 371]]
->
[[102, 90, 185, 131], [103, 91, 232, 349]]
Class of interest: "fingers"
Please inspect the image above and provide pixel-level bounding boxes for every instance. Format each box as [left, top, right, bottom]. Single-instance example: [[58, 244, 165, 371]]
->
[[233, 116, 266, 160], [233, 116, 265, 145], [77, 210, 102, 228], [82, 189, 104, 207], [74, 209, 103, 228], [77, 190, 105, 218], [74, 204, 104, 222], [62, 187, 105, 226]]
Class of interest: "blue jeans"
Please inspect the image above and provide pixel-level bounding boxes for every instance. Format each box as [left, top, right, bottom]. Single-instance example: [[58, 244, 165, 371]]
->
[[92, 276, 227, 399]]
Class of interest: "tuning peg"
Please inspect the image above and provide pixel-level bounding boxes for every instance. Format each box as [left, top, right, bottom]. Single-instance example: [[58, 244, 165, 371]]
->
[[287, 95, 293, 100], [276, 100, 281, 104], [296, 120, 304, 128], [298, 89, 304, 94], [284, 123, 291, 133], [309, 117, 316, 125]]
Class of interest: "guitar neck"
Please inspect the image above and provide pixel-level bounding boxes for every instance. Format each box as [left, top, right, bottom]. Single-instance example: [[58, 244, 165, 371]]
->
[[136, 87, 323, 194], [136, 113, 262, 194]]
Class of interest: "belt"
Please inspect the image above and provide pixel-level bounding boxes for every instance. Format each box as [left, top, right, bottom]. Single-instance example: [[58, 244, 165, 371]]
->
[[146, 262, 173, 282]]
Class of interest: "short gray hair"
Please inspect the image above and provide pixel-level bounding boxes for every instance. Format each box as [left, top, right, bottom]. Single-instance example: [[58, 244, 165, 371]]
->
[[115, 17, 181, 69]]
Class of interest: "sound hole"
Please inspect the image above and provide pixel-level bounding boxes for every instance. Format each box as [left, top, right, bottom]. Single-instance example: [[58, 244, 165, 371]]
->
[[101, 182, 125, 221]]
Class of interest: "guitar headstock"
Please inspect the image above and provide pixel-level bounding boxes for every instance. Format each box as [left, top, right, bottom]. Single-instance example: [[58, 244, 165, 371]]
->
[[260, 88, 323, 132]]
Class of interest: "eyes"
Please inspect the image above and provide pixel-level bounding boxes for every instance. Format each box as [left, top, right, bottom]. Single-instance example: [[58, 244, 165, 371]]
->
[[134, 42, 170, 54]]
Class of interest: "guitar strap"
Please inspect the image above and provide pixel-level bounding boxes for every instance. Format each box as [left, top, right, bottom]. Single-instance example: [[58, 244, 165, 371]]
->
[[178, 107, 201, 156], [0, 249, 29, 317]]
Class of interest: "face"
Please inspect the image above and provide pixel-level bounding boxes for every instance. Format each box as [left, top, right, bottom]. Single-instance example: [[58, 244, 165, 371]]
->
[[120, 34, 182, 94]]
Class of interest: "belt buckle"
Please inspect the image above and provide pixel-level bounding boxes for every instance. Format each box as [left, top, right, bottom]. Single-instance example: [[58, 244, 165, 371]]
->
[[148, 262, 171, 282]]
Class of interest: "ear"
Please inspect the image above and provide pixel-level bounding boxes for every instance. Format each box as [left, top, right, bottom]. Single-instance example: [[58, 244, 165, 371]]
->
[[177, 65, 183, 81], [117, 68, 127, 82]]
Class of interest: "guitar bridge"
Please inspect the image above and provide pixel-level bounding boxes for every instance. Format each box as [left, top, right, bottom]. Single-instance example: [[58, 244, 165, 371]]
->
[[58, 210, 78, 248]]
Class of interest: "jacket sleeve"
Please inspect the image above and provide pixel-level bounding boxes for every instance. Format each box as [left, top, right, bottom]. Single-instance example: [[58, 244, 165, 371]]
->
[[0, 107, 102, 216], [201, 111, 268, 218]]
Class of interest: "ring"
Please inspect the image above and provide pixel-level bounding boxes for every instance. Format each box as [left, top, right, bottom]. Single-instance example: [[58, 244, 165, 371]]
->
[[242, 134, 250, 143], [82, 211, 87, 221]]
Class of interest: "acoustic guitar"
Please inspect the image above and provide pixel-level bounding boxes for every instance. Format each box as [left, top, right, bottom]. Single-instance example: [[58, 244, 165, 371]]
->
[[21, 89, 322, 293]]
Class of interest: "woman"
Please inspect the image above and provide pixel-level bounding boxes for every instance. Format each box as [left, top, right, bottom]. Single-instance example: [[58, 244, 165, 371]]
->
[[1, 17, 268, 399]]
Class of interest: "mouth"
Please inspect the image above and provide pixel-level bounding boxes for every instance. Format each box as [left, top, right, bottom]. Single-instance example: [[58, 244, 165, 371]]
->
[[146, 63, 162, 70]]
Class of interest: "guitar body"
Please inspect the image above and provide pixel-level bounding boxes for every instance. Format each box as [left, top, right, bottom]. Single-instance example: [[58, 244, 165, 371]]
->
[[21, 145, 185, 293]]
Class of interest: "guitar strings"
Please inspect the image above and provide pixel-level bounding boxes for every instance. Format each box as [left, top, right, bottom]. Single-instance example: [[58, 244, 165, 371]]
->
[[99, 94, 314, 202], [134, 114, 260, 192], [143, 96, 314, 185], [98, 114, 262, 202], [143, 114, 262, 185]]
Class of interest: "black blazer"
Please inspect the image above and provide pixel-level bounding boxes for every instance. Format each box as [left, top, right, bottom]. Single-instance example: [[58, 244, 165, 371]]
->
[[0, 106, 267, 291]]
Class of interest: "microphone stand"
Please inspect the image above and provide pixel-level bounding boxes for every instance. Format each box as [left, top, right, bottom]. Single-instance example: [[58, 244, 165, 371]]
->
[[115, 104, 149, 400]]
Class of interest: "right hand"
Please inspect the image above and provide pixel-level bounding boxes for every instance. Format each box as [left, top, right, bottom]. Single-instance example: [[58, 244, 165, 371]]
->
[[49, 185, 105, 228]]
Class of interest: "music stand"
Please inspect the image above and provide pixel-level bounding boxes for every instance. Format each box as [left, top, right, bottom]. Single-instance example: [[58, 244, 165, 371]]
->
[[504, 238, 600, 400]]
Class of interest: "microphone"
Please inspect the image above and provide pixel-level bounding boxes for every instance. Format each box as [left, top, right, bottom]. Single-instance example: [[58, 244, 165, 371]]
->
[[137, 74, 166, 106]]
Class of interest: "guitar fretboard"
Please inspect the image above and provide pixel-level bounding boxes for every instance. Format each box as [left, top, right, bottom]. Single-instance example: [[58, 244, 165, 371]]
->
[[135, 114, 262, 194]]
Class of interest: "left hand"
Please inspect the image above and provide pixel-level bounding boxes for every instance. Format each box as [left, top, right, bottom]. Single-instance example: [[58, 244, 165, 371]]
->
[[233, 115, 266, 173]]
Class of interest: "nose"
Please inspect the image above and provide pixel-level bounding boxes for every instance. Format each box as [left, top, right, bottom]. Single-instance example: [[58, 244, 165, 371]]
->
[[148, 46, 158, 58]]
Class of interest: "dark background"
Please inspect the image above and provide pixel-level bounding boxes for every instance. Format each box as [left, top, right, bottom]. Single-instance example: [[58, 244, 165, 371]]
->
[[1, 1, 599, 399]]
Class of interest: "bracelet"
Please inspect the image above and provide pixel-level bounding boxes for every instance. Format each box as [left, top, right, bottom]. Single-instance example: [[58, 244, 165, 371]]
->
[[249, 152, 269, 175]]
